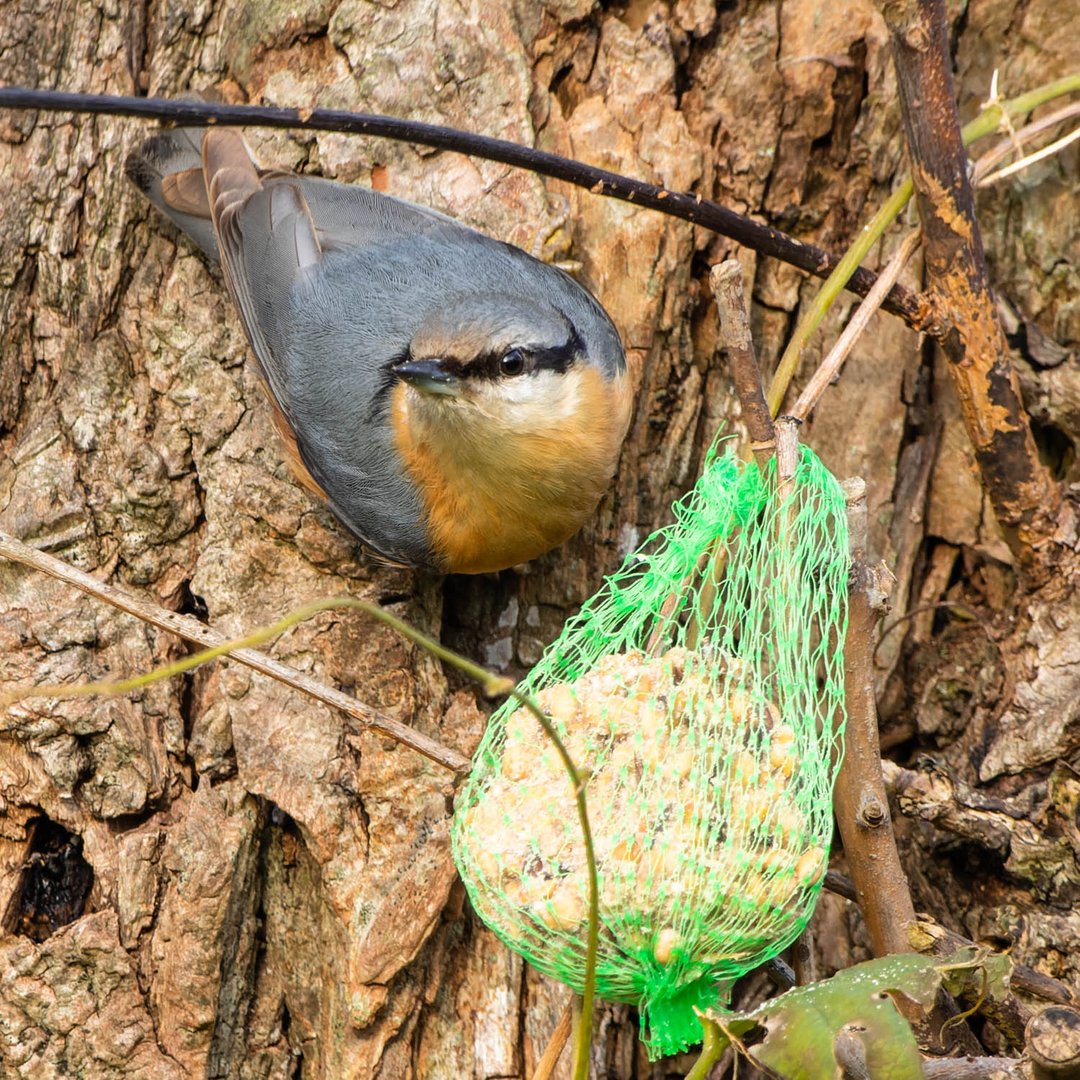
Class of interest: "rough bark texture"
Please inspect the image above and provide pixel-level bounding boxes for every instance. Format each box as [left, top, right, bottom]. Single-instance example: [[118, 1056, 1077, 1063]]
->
[[2, 0, 1080, 1077]]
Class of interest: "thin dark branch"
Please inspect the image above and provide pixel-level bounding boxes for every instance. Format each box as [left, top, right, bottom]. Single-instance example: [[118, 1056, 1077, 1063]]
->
[[0, 86, 924, 324], [824, 868, 858, 901], [764, 957, 797, 991], [877, 0, 1062, 573]]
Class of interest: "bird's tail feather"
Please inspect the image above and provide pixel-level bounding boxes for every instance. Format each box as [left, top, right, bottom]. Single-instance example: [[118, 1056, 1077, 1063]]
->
[[125, 128, 221, 258]]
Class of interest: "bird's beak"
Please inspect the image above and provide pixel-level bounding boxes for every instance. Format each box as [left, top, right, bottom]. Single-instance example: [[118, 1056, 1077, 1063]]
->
[[392, 358, 462, 397]]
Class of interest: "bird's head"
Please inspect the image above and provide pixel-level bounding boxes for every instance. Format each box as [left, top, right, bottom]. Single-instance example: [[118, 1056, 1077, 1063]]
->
[[389, 292, 632, 573]]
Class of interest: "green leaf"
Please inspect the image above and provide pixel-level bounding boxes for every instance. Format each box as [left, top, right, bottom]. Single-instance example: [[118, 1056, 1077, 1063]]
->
[[705, 952, 951, 1080]]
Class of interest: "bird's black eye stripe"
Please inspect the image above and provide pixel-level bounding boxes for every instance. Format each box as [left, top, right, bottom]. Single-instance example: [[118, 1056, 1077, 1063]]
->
[[492, 327, 585, 379], [528, 341, 574, 375], [534, 325, 585, 374]]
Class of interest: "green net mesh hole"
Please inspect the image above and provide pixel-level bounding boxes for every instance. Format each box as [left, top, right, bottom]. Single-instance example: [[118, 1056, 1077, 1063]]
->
[[452, 443, 849, 1058]]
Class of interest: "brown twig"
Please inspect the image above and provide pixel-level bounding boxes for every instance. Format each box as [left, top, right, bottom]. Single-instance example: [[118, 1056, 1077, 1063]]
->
[[832, 479, 917, 956], [831, 487, 984, 1056], [791, 932, 817, 987], [533, 1000, 573, 1080], [878, 0, 1062, 574], [791, 230, 922, 421], [0, 530, 471, 774], [973, 99, 1080, 184], [824, 868, 858, 902], [774, 417, 802, 500], [832, 500, 980, 1054], [676, 261, 776, 654], [709, 260, 776, 468]]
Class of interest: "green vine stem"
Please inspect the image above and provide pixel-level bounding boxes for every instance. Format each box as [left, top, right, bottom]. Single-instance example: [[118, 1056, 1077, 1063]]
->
[[685, 1016, 727, 1080], [765, 70, 1080, 416]]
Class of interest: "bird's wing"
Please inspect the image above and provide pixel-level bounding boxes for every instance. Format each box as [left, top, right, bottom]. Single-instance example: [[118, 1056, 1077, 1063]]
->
[[201, 129, 320, 396], [200, 130, 435, 568], [292, 174, 463, 252]]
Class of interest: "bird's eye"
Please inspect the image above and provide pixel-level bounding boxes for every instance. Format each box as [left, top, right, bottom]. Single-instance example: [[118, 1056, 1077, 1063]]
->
[[499, 349, 527, 377]]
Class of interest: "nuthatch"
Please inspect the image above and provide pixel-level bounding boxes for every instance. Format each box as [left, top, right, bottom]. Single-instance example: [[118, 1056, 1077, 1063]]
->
[[125, 128, 632, 574]]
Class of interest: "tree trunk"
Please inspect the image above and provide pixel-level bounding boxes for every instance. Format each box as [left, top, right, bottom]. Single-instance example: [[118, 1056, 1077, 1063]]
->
[[1, 0, 1079, 1076]]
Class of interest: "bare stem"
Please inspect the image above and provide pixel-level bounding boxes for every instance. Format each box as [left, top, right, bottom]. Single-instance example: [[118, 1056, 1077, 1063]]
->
[[878, 0, 1063, 573], [685, 1016, 728, 1080], [774, 417, 802, 500], [533, 1000, 574, 1080], [791, 231, 922, 421]]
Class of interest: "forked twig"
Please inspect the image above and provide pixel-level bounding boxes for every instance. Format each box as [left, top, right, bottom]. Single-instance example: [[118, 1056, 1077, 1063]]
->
[[973, 99, 1080, 183]]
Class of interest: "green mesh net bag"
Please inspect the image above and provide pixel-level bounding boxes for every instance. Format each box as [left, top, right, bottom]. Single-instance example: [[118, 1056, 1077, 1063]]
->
[[451, 442, 849, 1058]]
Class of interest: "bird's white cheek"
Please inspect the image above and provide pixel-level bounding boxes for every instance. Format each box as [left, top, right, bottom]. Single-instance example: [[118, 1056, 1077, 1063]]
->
[[495, 372, 582, 426]]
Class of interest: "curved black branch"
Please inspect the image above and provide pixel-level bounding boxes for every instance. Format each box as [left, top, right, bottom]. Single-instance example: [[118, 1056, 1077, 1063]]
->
[[0, 86, 922, 325]]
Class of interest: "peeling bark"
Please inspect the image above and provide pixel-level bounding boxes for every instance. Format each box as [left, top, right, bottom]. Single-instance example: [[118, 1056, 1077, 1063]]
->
[[878, 0, 1065, 573]]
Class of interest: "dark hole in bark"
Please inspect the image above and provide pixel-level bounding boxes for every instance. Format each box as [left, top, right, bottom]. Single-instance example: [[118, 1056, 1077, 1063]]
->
[[12, 817, 94, 941], [176, 579, 209, 620], [1030, 417, 1076, 482]]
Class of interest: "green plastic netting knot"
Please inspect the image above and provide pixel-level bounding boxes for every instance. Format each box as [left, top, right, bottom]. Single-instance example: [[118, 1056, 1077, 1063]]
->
[[452, 441, 849, 1059], [639, 970, 725, 1056]]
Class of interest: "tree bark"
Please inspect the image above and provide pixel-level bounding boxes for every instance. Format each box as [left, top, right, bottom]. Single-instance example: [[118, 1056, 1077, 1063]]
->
[[3, 0, 1080, 1077]]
